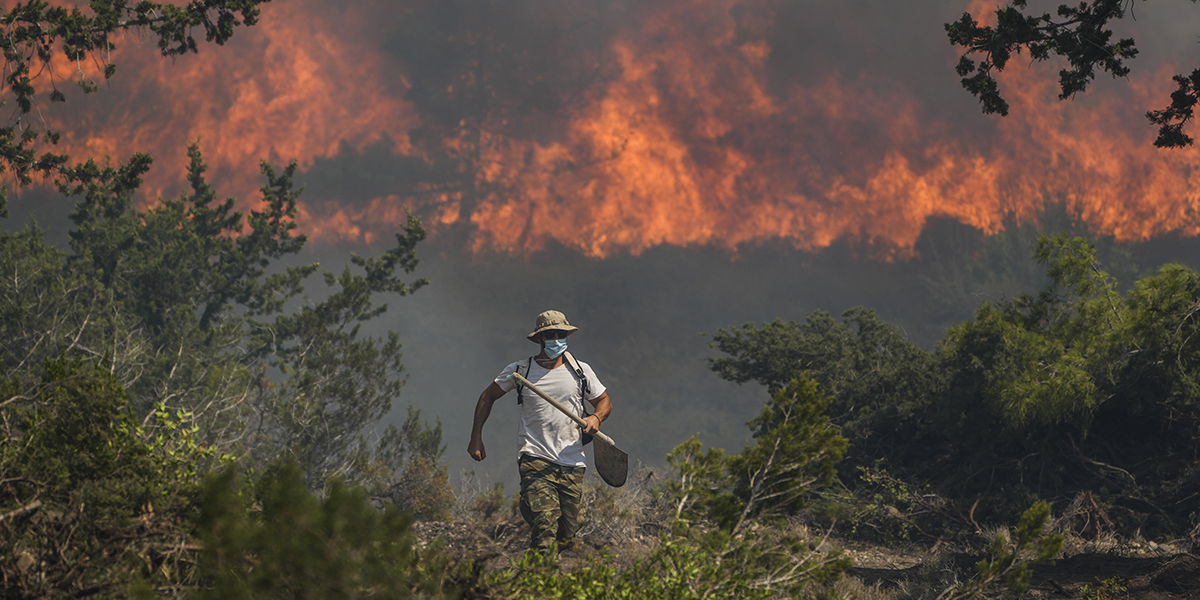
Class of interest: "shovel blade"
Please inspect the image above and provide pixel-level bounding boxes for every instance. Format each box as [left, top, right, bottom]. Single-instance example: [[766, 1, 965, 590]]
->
[[593, 436, 628, 487]]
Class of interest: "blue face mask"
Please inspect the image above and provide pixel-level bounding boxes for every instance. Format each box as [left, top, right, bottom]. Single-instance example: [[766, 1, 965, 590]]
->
[[543, 338, 568, 359]]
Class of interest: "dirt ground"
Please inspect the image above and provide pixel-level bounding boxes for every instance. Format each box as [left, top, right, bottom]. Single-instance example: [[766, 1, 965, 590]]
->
[[414, 518, 1200, 598], [844, 540, 1200, 599]]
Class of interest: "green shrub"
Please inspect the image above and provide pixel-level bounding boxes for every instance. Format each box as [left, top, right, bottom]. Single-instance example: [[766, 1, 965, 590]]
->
[[0, 360, 200, 597], [667, 376, 847, 535], [194, 461, 464, 599], [490, 531, 848, 600]]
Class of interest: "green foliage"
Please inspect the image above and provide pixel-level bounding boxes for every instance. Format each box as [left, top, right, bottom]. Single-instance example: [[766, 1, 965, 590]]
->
[[939, 302, 1098, 431], [375, 405, 447, 472], [0, 5, 459, 597], [711, 233, 1200, 532], [0, 138, 445, 595], [0, 1, 269, 183], [195, 461, 463, 599], [2, 143, 432, 487], [613, 375, 853, 598], [369, 406, 454, 521], [708, 309, 939, 469], [664, 434, 726, 522], [1080, 576, 1129, 600], [949, 501, 1063, 599], [945, 0, 1200, 147], [665, 376, 847, 535], [841, 464, 942, 544], [9, 360, 177, 518], [491, 531, 849, 600], [932, 235, 1200, 523], [1121, 263, 1200, 408], [0, 360, 199, 597], [937, 234, 1130, 433], [722, 377, 848, 533]]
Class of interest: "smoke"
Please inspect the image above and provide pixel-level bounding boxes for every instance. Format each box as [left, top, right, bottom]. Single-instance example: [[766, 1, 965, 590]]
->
[[6, 0, 1200, 483]]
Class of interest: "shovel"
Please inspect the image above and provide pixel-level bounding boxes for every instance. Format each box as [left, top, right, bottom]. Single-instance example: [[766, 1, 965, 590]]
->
[[511, 371, 628, 487]]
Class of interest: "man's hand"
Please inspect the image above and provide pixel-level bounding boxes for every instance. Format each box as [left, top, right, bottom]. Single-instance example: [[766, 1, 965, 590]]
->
[[468, 436, 486, 461], [581, 414, 601, 435]]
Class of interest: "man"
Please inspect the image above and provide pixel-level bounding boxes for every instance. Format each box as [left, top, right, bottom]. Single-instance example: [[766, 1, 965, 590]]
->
[[468, 310, 612, 552]]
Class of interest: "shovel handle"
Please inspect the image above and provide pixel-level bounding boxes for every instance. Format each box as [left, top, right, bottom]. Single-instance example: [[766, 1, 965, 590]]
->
[[511, 372, 616, 447]]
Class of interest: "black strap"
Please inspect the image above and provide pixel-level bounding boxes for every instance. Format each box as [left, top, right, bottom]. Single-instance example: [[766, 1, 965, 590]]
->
[[562, 351, 590, 399], [563, 352, 595, 446], [515, 356, 533, 405]]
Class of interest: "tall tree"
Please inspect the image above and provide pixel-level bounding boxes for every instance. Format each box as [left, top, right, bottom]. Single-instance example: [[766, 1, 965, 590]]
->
[[2, 144, 431, 487]]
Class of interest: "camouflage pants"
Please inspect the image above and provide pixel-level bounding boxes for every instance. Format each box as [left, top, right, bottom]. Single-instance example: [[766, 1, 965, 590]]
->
[[518, 454, 585, 552]]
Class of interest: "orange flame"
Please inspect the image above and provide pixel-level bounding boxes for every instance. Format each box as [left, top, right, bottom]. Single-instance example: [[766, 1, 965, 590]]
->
[[7, 0, 1199, 258], [21, 0, 415, 200]]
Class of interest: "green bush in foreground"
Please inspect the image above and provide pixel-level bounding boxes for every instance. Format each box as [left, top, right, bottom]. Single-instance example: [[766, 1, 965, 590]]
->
[[943, 501, 1063, 599], [193, 462, 465, 600], [491, 532, 848, 600]]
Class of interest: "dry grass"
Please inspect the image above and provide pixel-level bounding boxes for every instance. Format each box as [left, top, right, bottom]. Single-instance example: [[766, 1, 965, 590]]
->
[[577, 466, 664, 550], [442, 465, 670, 569], [834, 576, 900, 600], [434, 472, 1195, 599]]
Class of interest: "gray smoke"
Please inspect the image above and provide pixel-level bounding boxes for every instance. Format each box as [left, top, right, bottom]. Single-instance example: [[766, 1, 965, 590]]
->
[[7, 0, 1200, 490]]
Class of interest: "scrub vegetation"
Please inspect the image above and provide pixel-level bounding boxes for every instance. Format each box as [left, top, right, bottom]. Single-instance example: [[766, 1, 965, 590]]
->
[[5, 3, 1200, 598], [5, 160, 1196, 597]]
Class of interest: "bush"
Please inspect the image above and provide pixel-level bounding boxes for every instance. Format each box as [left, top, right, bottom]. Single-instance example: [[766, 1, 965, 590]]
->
[[667, 376, 847, 534], [490, 530, 849, 600], [0, 360, 199, 597], [194, 461, 465, 599], [394, 456, 455, 521]]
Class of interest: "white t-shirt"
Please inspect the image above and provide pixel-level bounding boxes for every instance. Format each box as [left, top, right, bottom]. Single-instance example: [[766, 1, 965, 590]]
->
[[494, 357, 606, 468]]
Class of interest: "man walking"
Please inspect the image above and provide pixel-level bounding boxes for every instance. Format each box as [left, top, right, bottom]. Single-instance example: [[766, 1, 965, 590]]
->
[[468, 310, 612, 552]]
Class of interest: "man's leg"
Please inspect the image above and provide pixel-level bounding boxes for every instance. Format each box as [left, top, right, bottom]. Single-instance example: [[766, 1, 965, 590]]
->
[[555, 466, 586, 547], [519, 456, 561, 552]]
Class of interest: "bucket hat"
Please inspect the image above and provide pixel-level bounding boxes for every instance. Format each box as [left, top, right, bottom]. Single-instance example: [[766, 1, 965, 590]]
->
[[527, 309, 579, 342]]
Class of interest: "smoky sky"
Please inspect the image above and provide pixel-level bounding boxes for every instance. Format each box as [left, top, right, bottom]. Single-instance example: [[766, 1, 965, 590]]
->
[[6, 0, 1200, 486]]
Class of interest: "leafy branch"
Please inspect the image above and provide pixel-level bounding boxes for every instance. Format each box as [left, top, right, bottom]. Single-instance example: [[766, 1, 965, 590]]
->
[[945, 0, 1200, 147], [0, 1, 269, 183]]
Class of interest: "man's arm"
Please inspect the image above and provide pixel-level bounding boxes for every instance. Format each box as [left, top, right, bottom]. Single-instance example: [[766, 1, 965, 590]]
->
[[468, 382, 507, 461], [582, 392, 612, 435]]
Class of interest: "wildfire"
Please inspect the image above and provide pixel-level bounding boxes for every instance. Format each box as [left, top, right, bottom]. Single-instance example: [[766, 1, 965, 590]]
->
[[8, 0, 1200, 257]]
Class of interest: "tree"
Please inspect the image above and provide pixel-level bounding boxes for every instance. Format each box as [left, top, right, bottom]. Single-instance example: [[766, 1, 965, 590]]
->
[[1, 148, 446, 594], [927, 235, 1200, 528], [709, 234, 1200, 532], [666, 375, 847, 535], [708, 309, 941, 470], [622, 377, 851, 599], [371, 406, 455, 521], [2, 143, 432, 488], [0, 1, 270, 185], [0, 2, 460, 595], [945, 0, 1200, 148], [942, 501, 1063, 599], [719, 377, 849, 534]]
